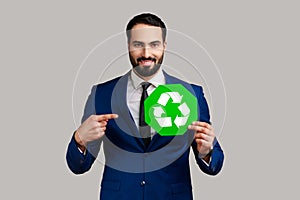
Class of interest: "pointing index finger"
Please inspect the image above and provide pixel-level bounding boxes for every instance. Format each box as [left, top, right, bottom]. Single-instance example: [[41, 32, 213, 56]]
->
[[96, 114, 118, 121]]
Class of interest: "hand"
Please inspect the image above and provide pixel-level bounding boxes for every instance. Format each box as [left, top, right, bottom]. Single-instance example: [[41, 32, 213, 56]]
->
[[74, 114, 118, 150], [188, 121, 215, 156]]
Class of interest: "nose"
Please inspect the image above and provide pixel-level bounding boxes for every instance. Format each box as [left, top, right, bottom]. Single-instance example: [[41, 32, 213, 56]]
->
[[142, 46, 151, 58]]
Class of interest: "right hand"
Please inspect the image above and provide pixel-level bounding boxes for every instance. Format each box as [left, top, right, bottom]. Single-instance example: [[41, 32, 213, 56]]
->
[[74, 114, 118, 149]]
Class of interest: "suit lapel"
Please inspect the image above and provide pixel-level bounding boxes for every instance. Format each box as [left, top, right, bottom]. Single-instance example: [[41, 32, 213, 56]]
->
[[110, 72, 146, 150]]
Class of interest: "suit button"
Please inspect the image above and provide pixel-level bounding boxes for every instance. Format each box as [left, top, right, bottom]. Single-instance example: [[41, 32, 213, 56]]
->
[[141, 181, 146, 186]]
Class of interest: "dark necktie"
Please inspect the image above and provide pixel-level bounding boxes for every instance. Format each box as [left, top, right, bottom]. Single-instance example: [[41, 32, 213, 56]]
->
[[139, 82, 151, 147]]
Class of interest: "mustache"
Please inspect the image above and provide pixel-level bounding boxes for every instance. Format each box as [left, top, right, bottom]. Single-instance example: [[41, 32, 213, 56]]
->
[[137, 57, 156, 62]]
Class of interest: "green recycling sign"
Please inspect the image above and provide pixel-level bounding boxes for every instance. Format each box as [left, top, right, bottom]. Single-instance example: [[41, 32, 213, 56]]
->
[[144, 84, 198, 136]]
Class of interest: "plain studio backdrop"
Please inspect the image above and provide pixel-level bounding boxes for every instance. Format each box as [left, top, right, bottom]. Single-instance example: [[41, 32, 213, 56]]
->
[[0, 0, 299, 199]]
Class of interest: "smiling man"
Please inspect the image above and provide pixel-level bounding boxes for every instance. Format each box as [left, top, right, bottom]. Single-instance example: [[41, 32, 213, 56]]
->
[[66, 13, 224, 200]]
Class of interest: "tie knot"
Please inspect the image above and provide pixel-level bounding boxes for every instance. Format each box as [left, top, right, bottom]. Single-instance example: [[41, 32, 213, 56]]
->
[[141, 82, 151, 91]]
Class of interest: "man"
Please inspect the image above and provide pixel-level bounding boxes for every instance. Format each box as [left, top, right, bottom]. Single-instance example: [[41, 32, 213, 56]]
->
[[66, 13, 224, 200]]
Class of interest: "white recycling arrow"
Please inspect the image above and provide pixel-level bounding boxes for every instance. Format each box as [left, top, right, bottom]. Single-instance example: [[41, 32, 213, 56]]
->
[[153, 106, 165, 117], [156, 117, 172, 127], [174, 103, 190, 128], [153, 106, 172, 127], [167, 92, 183, 104], [157, 93, 170, 106], [177, 102, 190, 116], [174, 116, 189, 128], [157, 92, 183, 106]]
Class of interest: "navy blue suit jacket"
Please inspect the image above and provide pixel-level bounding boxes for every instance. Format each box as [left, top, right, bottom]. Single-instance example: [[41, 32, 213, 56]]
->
[[66, 71, 224, 200]]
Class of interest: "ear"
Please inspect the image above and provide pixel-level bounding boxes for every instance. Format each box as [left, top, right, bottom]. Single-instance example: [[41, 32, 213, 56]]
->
[[163, 41, 167, 50], [127, 41, 131, 52]]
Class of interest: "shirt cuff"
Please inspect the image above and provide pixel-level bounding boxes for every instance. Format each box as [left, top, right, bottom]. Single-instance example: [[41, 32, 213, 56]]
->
[[198, 147, 213, 166], [198, 153, 211, 166], [77, 147, 87, 156]]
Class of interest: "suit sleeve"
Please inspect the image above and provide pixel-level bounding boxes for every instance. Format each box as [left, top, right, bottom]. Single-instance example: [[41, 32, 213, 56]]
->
[[66, 86, 101, 174], [191, 85, 224, 175]]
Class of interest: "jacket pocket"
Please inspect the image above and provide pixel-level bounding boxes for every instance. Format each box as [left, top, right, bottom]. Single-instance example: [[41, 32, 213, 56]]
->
[[101, 180, 121, 191]]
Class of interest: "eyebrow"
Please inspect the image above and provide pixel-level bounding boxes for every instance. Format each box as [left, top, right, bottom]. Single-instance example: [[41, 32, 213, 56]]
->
[[132, 40, 162, 44], [132, 41, 144, 44], [150, 40, 162, 44]]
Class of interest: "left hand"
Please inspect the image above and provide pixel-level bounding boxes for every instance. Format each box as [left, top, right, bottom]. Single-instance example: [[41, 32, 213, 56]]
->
[[188, 121, 215, 156]]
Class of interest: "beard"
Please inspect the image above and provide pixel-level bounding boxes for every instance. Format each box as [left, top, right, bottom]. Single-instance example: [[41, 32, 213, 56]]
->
[[129, 53, 164, 77]]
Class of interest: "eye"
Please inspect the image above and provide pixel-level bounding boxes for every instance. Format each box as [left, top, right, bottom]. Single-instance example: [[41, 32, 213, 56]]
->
[[133, 42, 144, 48], [150, 42, 160, 48]]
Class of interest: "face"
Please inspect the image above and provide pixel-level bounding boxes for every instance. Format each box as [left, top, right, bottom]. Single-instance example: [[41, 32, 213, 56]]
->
[[128, 24, 166, 79]]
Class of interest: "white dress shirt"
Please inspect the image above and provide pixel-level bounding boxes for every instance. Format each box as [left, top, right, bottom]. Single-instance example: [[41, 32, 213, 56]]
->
[[126, 68, 166, 138]]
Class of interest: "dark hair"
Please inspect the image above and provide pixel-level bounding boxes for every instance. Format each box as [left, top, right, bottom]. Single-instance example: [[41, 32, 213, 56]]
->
[[126, 13, 167, 42]]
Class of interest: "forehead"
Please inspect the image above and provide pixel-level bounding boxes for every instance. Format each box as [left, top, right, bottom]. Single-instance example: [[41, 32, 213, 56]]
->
[[130, 24, 163, 42]]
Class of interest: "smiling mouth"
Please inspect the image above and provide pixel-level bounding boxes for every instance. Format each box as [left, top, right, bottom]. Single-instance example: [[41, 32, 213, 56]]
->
[[137, 57, 156, 66], [139, 60, 154, 66]]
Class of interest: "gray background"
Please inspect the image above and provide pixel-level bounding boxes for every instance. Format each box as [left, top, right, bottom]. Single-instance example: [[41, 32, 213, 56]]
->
[[1, 0, 299, 199]]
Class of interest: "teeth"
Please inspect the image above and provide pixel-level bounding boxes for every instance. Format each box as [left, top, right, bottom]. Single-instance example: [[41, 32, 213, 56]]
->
[[140, 60, 153, 65]]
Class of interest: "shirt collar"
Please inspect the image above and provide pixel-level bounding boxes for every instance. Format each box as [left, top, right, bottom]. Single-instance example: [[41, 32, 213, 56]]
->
[[130, 68, 165, 89]]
